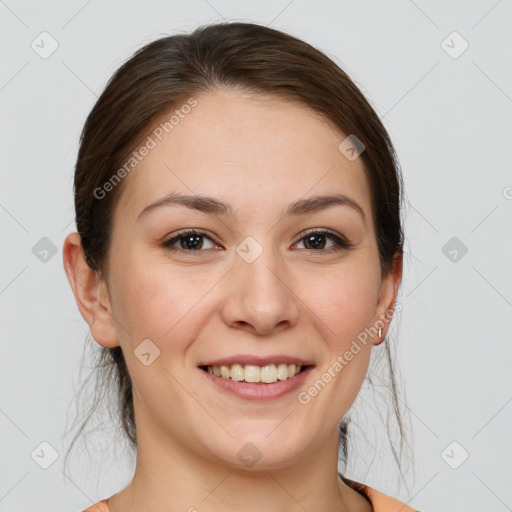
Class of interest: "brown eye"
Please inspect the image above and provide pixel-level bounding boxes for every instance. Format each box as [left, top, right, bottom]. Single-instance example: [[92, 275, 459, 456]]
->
[[295, 230, 352, 251], [162, 230, 217, 251]]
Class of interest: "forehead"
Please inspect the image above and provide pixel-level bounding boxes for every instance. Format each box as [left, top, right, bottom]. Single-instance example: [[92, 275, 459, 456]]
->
[[114, 87, 372, 225]]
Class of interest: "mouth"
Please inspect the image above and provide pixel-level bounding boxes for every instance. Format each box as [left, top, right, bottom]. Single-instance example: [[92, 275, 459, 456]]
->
[[199, 363, 310, 384], [198, 360, 314, 401]]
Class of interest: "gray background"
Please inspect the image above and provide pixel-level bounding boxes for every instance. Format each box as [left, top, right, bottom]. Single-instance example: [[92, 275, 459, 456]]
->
[[1, 1, 511, 511]]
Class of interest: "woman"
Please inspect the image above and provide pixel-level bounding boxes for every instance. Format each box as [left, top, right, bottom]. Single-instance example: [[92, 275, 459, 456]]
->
[[63, 21, 418, 512]]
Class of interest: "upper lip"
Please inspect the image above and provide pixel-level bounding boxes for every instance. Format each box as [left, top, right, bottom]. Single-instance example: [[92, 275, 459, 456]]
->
[[198, 355, 314, 367]]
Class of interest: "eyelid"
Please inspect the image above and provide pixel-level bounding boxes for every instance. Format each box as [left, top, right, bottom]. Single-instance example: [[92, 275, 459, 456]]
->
[[293, 228, 353, 249], [162, 229, 221, 250]]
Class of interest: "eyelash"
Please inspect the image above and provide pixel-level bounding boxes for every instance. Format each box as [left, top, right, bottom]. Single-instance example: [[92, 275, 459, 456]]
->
[[161, 229, 353, 253]]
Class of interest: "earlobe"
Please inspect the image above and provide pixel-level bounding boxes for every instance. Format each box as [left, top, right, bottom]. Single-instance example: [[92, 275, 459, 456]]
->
[[373, 249, 403, 346], [62, 232, 120, 348]]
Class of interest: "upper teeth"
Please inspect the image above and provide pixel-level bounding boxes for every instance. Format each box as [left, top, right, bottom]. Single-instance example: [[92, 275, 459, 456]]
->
[[206, 363, 302, 383]]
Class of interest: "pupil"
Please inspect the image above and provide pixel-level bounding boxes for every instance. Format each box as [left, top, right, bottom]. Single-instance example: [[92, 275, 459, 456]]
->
[[182, 235, 202, 250], [306, 234, 325, 250]]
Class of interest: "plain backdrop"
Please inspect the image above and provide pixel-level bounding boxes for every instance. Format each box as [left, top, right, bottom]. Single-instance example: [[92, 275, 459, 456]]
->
[[1, 1, 511, 511]]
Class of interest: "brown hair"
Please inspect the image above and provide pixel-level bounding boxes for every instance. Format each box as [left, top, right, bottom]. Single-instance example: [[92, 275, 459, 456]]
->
[[64, 21, 411, 484]]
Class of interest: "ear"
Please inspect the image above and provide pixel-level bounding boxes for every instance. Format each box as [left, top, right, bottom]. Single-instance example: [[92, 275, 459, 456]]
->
[[373, 248, 403, 346], [62, 232, 119, 348]]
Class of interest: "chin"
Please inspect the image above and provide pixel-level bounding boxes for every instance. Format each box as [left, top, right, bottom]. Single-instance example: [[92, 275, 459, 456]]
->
[[203, 428, 308, 472]]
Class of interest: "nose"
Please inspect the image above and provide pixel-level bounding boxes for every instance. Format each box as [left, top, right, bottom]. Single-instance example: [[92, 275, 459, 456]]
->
[[219, 244, 300, 336]]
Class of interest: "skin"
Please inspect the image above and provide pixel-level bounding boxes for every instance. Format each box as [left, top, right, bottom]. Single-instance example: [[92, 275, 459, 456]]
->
[[63, 87, 402, 512]]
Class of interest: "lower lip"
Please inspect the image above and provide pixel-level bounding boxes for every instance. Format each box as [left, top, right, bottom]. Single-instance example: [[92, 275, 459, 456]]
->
[[199, 366, 314, 401]]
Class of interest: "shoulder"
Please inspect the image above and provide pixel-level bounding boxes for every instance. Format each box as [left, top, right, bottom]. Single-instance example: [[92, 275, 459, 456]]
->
[[341, 475, 420, 512], [81, 499, 110, 512], [81, 482, 422, 512]]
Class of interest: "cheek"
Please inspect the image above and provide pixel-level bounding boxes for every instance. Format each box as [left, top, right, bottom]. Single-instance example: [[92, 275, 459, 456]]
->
[[110, 257, 211, 344], [303, 263, 380, 416], [302, 263, 380, 347], [302, 274, 375, 422], [109, 263, 210, 412]]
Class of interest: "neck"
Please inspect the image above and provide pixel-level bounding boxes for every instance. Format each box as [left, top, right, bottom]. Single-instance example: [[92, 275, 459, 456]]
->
[[107, 414, 371, 512]]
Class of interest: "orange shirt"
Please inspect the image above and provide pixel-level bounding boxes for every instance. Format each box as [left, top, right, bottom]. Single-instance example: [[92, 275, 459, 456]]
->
[[82, 476, 419, 512], [341, 475, 419, 511]]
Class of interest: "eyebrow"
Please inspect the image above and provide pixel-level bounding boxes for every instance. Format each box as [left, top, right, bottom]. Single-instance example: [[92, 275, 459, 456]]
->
[[137, 192, 366, 225]]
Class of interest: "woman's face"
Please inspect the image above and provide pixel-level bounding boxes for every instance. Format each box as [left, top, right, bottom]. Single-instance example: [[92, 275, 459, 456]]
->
[[94, 87, 400, 469]]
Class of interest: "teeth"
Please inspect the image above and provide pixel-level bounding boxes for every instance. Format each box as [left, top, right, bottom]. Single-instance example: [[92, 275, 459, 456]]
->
[[231, 364, 244, 381], [205, 363, 303, 383], [261, 364, 277, 383], [276, 363, 289, 380]]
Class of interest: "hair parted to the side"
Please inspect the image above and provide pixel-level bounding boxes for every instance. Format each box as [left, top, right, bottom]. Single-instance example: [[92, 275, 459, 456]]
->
[[64, 21, 412, 487]]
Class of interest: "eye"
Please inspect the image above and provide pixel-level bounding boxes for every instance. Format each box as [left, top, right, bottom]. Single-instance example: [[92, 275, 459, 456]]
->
[[162, 229, 352, 253], [162, 230, 219, 251], [293, 230, 352, 252]]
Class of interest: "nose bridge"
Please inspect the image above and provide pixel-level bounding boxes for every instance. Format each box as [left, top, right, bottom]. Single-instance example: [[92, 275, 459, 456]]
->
[[237, 235, 287, 301]]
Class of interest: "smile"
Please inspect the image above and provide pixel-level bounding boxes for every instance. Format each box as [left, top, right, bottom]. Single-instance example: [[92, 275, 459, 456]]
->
[[201, 363, 304, 384], [199, 363, 314, 401]]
